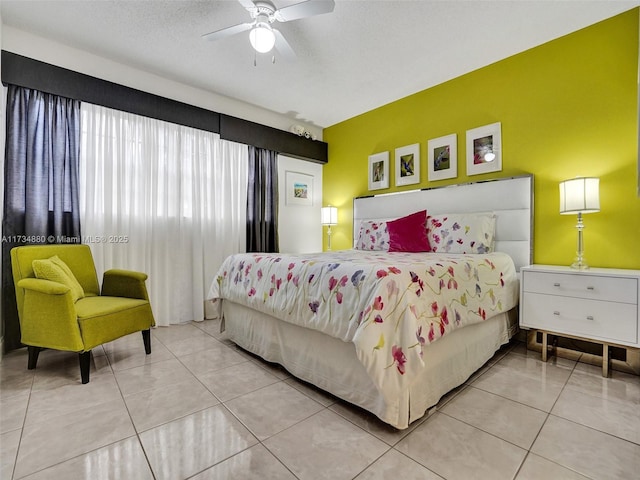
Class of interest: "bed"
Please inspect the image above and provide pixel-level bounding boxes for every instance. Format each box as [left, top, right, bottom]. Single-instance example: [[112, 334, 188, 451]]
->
[[207, 175, 533, 429]]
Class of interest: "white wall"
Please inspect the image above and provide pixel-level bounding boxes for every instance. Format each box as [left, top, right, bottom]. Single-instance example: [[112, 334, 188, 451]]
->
[[277, 155, 323, 254], [1, 26, 323, 140]]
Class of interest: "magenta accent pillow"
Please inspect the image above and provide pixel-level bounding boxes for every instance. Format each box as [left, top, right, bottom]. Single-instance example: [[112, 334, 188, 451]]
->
[[387, 210, 431, 252]]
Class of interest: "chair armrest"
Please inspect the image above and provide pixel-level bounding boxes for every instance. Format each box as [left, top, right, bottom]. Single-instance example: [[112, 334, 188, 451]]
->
[[18, 278, 71, 295], [17, 279, 84, 351], [101, 269, 150, 300]]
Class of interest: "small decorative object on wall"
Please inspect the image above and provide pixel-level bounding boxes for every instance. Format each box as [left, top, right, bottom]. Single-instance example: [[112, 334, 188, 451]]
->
[[466, 122, 502, 176], [285, 170, 314, 206], [427, 134, 457, 181], [290, 124, 317, 141], [368, 151, 389, 190], [395, 143, 420, 186]]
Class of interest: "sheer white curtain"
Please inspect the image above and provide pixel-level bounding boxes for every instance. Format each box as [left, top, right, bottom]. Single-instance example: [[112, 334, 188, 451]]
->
[[79, 103, 248, 326]]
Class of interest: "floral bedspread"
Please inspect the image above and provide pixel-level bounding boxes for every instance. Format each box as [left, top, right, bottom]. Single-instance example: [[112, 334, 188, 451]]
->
[[207, 250, 518, 402]]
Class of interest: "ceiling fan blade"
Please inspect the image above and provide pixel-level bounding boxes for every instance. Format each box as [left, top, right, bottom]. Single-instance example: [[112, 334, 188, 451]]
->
[[202, 22, 253, 42], [275, 0, 335, 22], [273, 29, 296, 62], [236, 0, 257, 13]]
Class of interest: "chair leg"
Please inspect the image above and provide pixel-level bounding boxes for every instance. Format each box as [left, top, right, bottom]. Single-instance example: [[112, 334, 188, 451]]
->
[[142, 329, 151, 354], [27, 346, 41, 370], [79, 351, 91, 384]]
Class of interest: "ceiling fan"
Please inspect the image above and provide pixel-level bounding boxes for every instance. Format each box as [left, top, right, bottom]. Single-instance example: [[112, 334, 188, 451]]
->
[[202, 0, 335, 61]]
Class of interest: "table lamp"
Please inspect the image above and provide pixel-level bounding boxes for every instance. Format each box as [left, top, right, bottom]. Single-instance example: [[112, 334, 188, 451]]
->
[[559, 177, 600, 269], [321, 206, 338, 251]]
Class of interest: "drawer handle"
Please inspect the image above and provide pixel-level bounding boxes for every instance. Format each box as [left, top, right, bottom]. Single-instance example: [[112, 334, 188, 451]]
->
[[586, 315, 594, 321], [586, 286, 595, 291], [553, 311, 560, 316], [553, 283, 560, 287]]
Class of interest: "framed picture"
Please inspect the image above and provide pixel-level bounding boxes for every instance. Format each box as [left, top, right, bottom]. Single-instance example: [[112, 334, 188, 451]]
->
[[395, 143, 420, 186], [285, 171, 313, 206], [466, 122, 502, 176], [427, 134, 457, 181], [368, 151, 389, 190]]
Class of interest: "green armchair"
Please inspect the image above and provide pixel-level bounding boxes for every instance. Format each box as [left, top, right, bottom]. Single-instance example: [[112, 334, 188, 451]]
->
[[11, 244, 155, 384]]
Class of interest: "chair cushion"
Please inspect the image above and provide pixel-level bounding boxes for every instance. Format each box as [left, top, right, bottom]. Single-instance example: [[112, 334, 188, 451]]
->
[[75, 296, 154, 351], [75, 296, 148, 319], [32, 257, 85, 302]]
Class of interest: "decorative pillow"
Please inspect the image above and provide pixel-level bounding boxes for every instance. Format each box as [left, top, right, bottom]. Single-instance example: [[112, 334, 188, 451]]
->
[[428, 212, 496, 254], [32, 256, 85, 302], [355, 220, 390, 251], [387, 210, 431, 252]]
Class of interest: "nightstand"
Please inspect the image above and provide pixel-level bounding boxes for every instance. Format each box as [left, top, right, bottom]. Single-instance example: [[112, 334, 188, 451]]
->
[[520, 265, 640, 377]]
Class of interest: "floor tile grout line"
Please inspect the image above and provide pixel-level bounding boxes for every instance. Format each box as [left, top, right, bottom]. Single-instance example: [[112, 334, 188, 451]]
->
[[511, 451, 530, 480], [436, 409, 530, 453], [516, 357, 598, 480], [8, 369, 36, 480], [11, 436, 147, 480], [258, 439, 304, 480], [462, 382, 557, 416], [108, 347, 158, 480], [463, 346, 573, 415], [545, 411, 640, 448], [388, 447, 447, 480]]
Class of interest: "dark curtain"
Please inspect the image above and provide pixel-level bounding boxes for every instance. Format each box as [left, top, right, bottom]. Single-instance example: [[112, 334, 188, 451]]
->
[[2, 85, 82, 352], [246, 146, 279, 253]]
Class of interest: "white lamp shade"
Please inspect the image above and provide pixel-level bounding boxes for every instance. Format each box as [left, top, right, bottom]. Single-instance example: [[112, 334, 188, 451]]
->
[[249, 23, 276, 53], [559, 177, 600, 214], [321, 206, 338, 225]]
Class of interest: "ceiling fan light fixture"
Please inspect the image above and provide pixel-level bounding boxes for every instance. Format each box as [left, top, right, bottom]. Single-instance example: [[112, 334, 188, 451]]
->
[[249, 22, 276, 53]]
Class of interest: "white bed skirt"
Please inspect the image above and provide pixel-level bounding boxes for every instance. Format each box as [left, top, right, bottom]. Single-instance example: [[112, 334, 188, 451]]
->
[[222, 301, 518, 429]]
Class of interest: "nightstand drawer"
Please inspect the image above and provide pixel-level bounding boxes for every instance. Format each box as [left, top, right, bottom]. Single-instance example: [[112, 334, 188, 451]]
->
[[522, 293, 638, 344], [523, 271, 637, 304]]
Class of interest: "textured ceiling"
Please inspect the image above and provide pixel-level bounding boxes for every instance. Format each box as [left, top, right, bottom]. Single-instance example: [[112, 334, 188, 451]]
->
[[1, 0, 639, 128]]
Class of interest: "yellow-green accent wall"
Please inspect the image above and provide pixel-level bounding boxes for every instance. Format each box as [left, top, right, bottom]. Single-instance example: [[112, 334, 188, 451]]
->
[[323, 8, 640, 270]]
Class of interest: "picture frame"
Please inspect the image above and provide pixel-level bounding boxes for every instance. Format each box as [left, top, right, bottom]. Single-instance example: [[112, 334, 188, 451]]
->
[[466, 122, 502, 176], [427, 134, 457, 181], [368, 151, 389, 190], [395, 143, 420, 186], [285, 170, 313, 206]]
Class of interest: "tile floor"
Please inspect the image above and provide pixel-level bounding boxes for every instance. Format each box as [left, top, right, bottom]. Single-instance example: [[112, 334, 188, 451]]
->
[[1, 319, 639, 480]]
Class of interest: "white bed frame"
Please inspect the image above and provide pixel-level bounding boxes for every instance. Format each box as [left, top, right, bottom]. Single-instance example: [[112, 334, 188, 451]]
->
[[353, 175, 533, 271], [222, 175, 533, 429]]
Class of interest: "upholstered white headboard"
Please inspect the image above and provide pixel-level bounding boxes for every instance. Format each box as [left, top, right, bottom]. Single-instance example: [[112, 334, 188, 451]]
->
[[353, 175, 533, 271]]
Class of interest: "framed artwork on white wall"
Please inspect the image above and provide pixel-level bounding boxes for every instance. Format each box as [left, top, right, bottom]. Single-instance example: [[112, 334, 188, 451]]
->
[[285, 171, 314, 206]]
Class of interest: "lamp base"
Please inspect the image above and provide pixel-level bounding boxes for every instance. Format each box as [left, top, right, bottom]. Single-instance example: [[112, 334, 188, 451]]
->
[[570, 213, 589, 270], [570, 259, 590, 270]]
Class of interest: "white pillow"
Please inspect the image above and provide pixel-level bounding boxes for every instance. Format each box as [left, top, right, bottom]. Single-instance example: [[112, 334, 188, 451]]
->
[[355, 220, 390, 251], [427, 212, 496, 254]]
